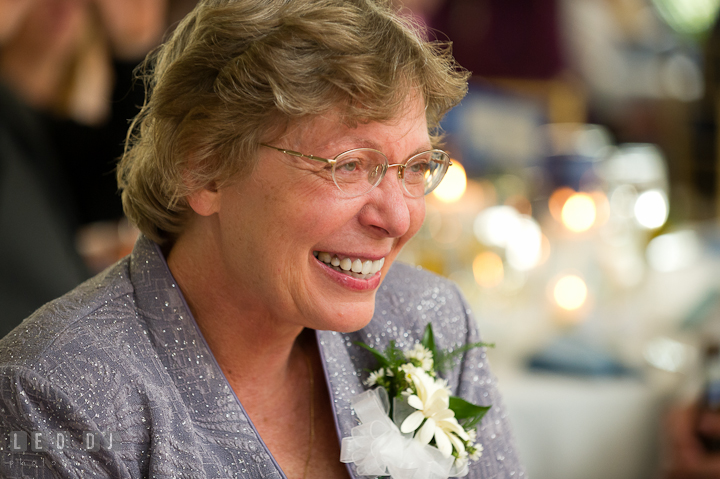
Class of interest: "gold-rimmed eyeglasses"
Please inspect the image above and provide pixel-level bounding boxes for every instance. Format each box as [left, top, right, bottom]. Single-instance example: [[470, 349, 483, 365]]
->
[[261, 144, 452, 198]]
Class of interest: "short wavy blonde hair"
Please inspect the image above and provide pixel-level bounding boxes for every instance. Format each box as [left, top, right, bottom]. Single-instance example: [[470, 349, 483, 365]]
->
[[118, 0, 469, 245]]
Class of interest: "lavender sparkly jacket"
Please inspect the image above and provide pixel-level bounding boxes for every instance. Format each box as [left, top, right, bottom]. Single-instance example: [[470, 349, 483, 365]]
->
[[0, 236, 524, 478]]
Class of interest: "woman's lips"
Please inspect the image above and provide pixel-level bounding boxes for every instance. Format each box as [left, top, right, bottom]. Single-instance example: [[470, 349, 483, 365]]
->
[[314, 251, 385, 279], [313, 251, 384, 291]]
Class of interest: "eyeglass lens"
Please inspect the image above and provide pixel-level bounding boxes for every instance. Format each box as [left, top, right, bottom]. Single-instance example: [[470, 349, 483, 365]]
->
[[331, 149, 449, 198]]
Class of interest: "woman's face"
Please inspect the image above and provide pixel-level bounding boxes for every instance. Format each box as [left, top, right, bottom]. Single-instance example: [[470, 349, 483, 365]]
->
[[208, 95, 429, 333]]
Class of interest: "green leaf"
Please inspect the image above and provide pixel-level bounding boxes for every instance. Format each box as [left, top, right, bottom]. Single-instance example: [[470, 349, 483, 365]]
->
[[421, 323, 436, 352], [384, 340, 405, 367], [354, 341, 390, 368], [449, 396, 491, 422], [421, 323, 442, 369], [435, 341, 494, 373], [463, 414, 484, 430]]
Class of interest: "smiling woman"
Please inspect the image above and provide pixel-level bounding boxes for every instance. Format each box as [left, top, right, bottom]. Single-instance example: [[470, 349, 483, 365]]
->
[[0, 1, 524, 478]]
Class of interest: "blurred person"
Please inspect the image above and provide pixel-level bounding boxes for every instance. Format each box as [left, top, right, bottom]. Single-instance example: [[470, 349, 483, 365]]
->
[[0, 0, 524, 477], [1, 0, 168, 225], [663, 404, 720, 478], [0, 0, 89, 336], [0, 0, 168, 331]]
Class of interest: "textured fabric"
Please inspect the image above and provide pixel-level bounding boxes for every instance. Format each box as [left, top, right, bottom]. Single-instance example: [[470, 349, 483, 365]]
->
[[0, 236, 525, 478]]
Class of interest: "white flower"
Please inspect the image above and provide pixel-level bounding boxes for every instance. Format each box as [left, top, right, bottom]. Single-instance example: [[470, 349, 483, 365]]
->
[[399, 367, 470, 458], [399, 362, 416, 377], [364, 368, 385, 387], [405, 344, 434, 371], [455, 449, 469, 469], [469, 443, 483, 461], [452, 452, 469, 477]]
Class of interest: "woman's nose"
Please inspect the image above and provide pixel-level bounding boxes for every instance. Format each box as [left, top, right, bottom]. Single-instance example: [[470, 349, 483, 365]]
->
[[358, 168, 412, 238]]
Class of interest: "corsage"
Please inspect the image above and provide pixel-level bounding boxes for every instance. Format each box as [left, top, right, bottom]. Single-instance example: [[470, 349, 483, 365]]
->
[[340, 324, 491, 478]]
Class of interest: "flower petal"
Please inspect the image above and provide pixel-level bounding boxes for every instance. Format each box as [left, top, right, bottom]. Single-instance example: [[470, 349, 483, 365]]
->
[[407, 394, 424, 411], [433, 409, 454, 421], [400, 410, 425, 434], [434, 427, 453, 457], [410, 373, 427, 402], [447, 430, 466, 454], [430, 386, 449, 403], [441, 417, 470, 441], [452, 456, 469, 476], [425, 399, 447, 417], [417, 417, 436, 445]]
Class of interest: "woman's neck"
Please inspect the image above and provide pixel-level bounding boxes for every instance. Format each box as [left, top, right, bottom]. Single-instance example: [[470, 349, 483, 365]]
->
[[166, 225, 306, 392]]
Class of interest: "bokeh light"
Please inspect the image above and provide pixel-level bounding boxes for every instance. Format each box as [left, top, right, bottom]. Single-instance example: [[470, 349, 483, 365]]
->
[[506, 216, 543, 271], [473, 206, 520, 248], [652, 0, 720, 36], [548, 187, 575, 222], [474, 206, 543, 272], [553, 275, 588, 311], [634, 189, 668, 229], [646, 230, 700, 272], [643, 336, 689, 373], [473, 251, 504, 288], [561, 193, 596, 232], [590, 191, 610, 227], [538, 234, 552, 266], [432, 161, 467, 203], [609, 185, 639, 219]]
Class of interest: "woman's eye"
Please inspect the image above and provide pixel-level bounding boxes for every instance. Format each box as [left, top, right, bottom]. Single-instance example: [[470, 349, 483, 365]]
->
[[338, 160, 361, 172], [341, 162, 357, 172], [409, 162, 428, 174]]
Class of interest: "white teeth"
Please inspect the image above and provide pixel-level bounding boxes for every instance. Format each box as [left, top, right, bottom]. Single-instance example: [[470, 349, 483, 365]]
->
[[371, 257, 384, 274], [314, 251, 385, 278], [361, 260, 372, 275], [339, 258, 352, 271]]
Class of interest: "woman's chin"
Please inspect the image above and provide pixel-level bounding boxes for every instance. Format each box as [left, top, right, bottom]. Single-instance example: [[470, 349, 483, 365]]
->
[[316, 301, 376, 333]]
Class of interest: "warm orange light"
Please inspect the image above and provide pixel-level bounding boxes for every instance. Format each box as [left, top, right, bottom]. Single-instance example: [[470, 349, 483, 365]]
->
[[433, 161, 467, 203], [561, 193, 596, 232], [553, 275, 588, 311], [548, 187, 575, 222], [473, 251, 504, 288], [590, 191, 610, 227]]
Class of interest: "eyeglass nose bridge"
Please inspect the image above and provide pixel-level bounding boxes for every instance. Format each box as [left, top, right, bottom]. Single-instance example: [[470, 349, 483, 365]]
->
[[387, 163, 407, 180], [371, 162, 407, 185]]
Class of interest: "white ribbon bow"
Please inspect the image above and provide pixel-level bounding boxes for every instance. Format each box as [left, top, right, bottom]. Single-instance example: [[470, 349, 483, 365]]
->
[[340, 388, 468, 479]]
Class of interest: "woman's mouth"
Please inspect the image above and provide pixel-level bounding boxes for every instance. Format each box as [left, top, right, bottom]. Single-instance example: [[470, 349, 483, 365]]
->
[[313, 251, 385, 280]]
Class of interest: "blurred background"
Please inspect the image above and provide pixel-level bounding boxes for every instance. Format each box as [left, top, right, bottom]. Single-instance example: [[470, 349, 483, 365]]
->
[[398, 0, 720, 477], [3, 0, 720, 477]]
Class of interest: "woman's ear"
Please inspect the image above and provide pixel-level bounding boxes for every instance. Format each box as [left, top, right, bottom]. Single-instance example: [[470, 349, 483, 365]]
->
[[187, 185, 221, 217]]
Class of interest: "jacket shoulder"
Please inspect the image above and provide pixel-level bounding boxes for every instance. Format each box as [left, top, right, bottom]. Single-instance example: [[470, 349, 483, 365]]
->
[[373, 261, 472, 346], [0, 257, 137, 368]]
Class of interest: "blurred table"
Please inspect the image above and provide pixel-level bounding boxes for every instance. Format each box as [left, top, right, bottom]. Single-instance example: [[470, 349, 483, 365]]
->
[[497, 368, 671, 479]]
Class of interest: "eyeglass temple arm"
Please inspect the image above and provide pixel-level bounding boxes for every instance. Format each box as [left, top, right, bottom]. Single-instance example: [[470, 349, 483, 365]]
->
[[438, 159, 453, 166], [262, 144, 333, 164], [263, 144, 452, 166]]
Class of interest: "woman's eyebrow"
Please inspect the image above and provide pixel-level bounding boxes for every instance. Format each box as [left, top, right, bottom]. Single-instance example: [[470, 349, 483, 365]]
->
[[326, 137, 433, 156]]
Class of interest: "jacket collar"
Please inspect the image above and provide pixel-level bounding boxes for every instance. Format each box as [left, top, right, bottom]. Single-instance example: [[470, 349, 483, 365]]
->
[[129, 235, 368, 477]]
